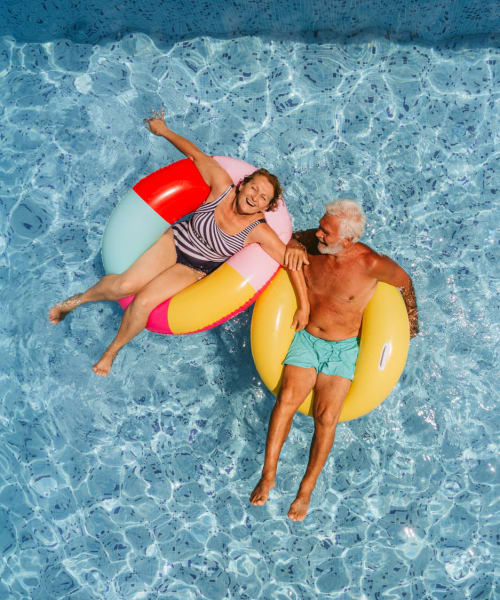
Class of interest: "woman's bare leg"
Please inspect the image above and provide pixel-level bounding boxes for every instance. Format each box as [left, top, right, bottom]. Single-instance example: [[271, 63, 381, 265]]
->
[[49, 229, 177, 323], [92, 263, 204, 376]]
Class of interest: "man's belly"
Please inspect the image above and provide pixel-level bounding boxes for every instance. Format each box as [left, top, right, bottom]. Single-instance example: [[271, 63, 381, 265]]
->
[[305, 307, 364, 341]]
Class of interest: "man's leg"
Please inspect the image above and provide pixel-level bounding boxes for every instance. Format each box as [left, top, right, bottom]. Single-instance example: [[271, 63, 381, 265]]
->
[[250, 364, 317, 506], [288, 373, 351, 521]]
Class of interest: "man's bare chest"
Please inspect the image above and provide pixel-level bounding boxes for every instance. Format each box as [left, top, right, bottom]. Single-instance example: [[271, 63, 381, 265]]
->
[[305, 257, 375, 305]]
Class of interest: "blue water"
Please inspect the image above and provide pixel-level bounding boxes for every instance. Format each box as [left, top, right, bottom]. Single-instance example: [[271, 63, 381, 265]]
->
[[1, 0, 499, 43], [1, 28, 499, 599]]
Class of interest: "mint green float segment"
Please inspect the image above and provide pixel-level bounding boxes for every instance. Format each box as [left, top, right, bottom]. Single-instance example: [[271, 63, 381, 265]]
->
[[102, 189, 169, 274]]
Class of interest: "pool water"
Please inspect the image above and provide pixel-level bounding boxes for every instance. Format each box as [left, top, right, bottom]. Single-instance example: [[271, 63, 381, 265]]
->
[[1, 29, 498, 599]]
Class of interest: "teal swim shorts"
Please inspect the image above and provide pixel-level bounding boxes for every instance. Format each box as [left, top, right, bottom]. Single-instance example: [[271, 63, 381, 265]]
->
[[283, 329, 360, 380]]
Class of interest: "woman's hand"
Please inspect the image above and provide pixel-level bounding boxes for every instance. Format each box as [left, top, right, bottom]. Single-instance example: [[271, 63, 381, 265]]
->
[[143, 110, 227, 190], [291, 307, 309, 331], [144, 108, 169, 137], [284, 239, 309, 271]]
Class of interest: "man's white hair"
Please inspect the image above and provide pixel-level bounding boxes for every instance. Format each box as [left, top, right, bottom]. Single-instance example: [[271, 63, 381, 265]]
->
[[324, 199, 366, 243]]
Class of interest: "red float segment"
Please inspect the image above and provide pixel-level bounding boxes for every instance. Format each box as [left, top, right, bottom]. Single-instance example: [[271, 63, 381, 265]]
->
[[133, 158, 210, 223]]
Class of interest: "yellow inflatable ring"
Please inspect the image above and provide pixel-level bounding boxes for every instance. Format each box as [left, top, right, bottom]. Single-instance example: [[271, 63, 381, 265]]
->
[[250, 269, 410, 421]]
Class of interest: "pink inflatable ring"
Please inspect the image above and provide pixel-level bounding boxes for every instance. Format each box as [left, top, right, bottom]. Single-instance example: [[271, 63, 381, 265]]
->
[[102, 156, 292, 335]]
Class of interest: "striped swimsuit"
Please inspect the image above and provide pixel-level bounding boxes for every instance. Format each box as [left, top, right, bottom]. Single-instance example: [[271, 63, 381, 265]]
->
[[172, 185, 265, 274]]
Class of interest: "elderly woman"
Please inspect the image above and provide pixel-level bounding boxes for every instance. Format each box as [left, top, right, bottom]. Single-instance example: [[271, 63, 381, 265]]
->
[[49, 110, 308, 376]]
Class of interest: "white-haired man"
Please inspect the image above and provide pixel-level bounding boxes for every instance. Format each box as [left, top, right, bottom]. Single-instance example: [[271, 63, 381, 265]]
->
[[250, 199, 419, 521]]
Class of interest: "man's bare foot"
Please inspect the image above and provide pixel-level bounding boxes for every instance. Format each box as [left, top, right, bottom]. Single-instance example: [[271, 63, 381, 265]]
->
[[249, 475, 275, 506], [288, 492, 312, 521], [48, 294, 83, 324], [92, 350, 117, 377]]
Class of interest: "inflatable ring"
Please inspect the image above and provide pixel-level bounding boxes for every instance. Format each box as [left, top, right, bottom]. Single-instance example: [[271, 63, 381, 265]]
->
[[250, 269, 410, 421], [102, 156, 292, 335]]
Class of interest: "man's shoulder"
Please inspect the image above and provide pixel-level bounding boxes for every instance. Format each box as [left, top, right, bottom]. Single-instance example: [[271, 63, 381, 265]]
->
[[354, 242, 380, 264], [293, 229, 320, 254], [356, 241, 376, 253], [346, 243, 393, 281], [355, 243, 402, 279]]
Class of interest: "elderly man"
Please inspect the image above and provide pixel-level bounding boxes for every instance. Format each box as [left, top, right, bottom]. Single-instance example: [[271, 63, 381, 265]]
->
[[250, 199, 419, 521]]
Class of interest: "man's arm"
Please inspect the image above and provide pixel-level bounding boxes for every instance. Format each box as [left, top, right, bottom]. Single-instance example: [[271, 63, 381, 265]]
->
[[368, 254, 419, 338], [399, 278, 419, 338]]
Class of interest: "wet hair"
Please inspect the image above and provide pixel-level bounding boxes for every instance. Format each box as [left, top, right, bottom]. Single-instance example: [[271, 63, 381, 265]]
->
[[238, 168, 282, 211], [325, 199, 366, 242]]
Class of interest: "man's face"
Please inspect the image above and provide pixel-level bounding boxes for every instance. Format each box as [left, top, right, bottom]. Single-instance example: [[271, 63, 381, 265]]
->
[[316, 215, 345, 255], [236, 174, 274, 214]]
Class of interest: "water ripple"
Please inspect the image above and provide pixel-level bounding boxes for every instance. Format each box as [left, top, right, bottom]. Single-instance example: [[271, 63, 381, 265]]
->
[[0, 30, 498, 599]]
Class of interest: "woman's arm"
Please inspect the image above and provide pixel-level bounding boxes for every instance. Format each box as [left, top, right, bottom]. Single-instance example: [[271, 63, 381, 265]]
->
[[145, 109, 231, 192], [246, 223, 308, 270], [284, 229, 319, 269]]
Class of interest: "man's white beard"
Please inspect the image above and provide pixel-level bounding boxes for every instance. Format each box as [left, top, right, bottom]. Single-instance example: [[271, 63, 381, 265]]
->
[[318, 241, 343, 255]]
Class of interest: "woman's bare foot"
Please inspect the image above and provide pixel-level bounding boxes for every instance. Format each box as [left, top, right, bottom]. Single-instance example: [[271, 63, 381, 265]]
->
[[92, 349, 117, 376], [48, 294, 83, 324], [288, 491, 312, 521], [249, 475, 276, 506]]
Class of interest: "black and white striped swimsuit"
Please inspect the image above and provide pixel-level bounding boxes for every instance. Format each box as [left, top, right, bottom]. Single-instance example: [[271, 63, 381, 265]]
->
[[172, 185, 265, 274]]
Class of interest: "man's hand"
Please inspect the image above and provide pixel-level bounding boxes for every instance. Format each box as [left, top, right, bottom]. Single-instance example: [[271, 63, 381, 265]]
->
[[291, 307, 309, 331], [284, 239, 309, 271]]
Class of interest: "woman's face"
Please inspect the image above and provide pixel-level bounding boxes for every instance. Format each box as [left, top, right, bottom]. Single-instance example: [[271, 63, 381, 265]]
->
[[236, 174, 274, 214]]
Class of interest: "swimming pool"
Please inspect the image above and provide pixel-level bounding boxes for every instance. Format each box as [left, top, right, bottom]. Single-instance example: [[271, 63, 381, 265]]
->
[[1, 1, 499, 598]]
